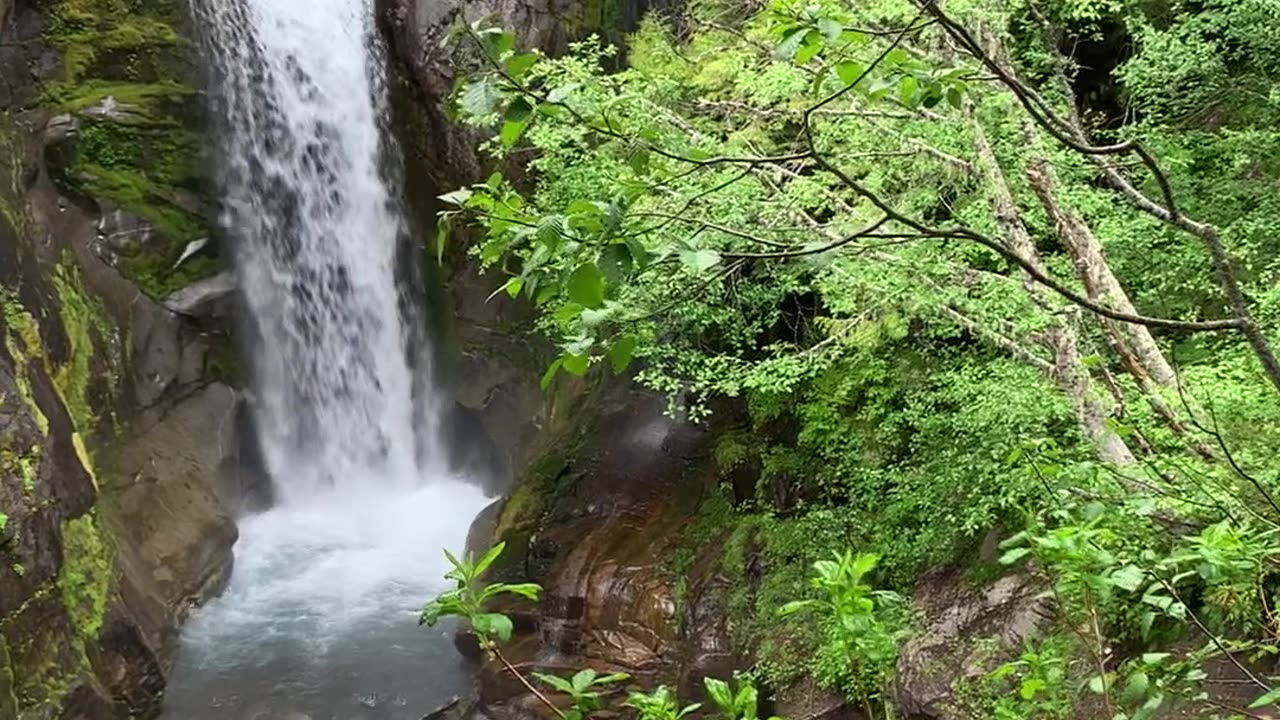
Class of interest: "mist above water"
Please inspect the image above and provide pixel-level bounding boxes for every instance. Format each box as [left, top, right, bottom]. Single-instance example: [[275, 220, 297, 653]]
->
[[162, 0, 488, 716]]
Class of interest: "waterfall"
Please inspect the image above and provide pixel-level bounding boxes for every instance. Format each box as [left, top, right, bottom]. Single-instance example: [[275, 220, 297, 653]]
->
[[199, 0, 431, 496], [162, 0, 489, 717]]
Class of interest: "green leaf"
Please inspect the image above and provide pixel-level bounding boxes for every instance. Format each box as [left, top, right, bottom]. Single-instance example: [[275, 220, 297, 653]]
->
[[778, 599, 816, 616], [536, 215, 567, 248], [705, 678, 731, 712], [795, 31, 823, 64], [1250, 687, 1280, 709], [505, 52, 538, 79], [472, 612, 515, 642], [629, 147, 651, 175], [567, 264, 606, 308], [547, 83, 579, 104], [489, 582, 541, 601], [473, 541, 506, 577], [534, 673, 576, 695], [572, 669, 598, 693], [499, 97, 536, 147], [459, 77, 502, 117], [540, 357, 564, 390], [836, 61, 866, 86], [1121, 670, 1150, 704], [679, 249, 721, 274], [598, 244, 633, 284], [817, 18, 843, 43], [487, 277, 523, 302], [776, 27, 809, 60], [999, 547, 1031, 565], [439, 189, 473, 207], [1087, 674, 1107, 695], [1110, 564, 1145, 592], [608, 335, 639, 374], [562, 353, 590, 376]]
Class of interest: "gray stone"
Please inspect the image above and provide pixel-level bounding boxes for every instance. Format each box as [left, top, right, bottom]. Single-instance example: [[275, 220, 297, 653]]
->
[[164, 270, 236, 319], [893, 569, 1055, 719]]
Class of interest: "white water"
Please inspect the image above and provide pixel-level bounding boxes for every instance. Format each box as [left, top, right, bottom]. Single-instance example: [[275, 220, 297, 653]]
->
[[163, 0, 490, 717]]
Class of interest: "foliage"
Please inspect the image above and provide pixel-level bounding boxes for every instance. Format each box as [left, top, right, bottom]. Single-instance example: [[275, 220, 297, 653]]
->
[[439, 0, 1280, 714], [534, 670, 631, 720], [778, 551, 907, 705], [624, 685, 700, 720], [419, 541, 541, 646]]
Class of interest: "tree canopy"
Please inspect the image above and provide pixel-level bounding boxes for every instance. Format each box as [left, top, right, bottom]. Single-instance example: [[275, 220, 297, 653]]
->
[[439, 0, 1280, 715]]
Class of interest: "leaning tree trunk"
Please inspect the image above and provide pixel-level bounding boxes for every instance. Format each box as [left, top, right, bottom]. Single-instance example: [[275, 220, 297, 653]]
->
[[971, 118, 1137, 466]]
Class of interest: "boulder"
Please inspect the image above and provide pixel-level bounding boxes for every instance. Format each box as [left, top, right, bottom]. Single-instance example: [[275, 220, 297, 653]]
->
[[894, 569, 1054, 719]]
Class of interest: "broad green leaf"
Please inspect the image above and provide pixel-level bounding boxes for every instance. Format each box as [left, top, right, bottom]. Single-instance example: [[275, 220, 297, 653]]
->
[[438, 189, 473, 206], [534, 673, 576, 694], [562, 353, 590, 376], [795, 31, 823, 64], [473, 541, 506, 577], [679, 249, 721, 274], [817, 18, 843, 42], [472, 612, 515, 642], [608, 335, 638, 374], [999, 547, 1031, 565], [836, 61, 866, 86], [776, 27, 809, 60], [567, 263, 606, 308], [704, 678, 731, 711], [572, 669, 597, 693], [459, 77, 502, 117], [547, 83, 579, 104], [1110, 564, 1145, 592], [1251, 687, 1280, 708], [499, 97, 536, 147], [505, 52, 538, 79]]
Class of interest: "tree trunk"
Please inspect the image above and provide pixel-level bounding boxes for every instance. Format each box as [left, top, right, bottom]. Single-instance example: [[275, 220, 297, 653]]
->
[[970, 119, 1136, 466]]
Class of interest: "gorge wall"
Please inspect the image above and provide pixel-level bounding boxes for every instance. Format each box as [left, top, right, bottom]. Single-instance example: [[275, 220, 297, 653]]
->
[[0, 0, 244, 716]]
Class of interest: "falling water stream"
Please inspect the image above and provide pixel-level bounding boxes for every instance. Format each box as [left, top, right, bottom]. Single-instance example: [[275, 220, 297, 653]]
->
[[160, 0, 489, 717]]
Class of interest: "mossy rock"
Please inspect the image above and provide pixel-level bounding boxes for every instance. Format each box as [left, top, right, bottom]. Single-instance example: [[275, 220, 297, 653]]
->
[[41, 0, 216, 299]]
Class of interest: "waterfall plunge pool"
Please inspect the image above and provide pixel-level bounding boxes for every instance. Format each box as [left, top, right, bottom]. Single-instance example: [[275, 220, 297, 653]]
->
[[161, 479, 491, 720]]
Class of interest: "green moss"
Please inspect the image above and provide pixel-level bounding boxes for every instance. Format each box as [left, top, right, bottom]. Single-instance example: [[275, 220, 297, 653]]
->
[[1, 446, 40, 495], [2, 295, 50, 437], [50, 263, 114, 433], [46, 0, 183, 84], [41, 0, 214, 298], [57, 514, 111, 642], [44, 79, 192, 115], [205, 337, 241, 386]]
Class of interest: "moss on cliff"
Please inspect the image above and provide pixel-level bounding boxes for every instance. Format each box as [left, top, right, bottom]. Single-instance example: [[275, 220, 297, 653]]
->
[[2, 294, 50, 437], [58, 514, 111, 642], [50, 261, 115, 435], [42, 0, 213, 299]]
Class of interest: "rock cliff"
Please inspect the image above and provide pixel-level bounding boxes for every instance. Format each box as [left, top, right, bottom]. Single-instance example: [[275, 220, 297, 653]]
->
[[0, 0, 242, 716]]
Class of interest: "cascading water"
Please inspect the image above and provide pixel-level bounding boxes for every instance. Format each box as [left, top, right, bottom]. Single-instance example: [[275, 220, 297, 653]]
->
[[161, 0, 490, 717]]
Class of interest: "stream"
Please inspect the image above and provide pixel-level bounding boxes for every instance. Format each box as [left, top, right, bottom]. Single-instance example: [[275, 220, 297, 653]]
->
[[158, 0, 487, 716]]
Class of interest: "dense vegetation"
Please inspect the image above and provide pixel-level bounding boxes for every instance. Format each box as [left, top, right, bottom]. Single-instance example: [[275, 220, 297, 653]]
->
[[433, 0, 1280, 717]]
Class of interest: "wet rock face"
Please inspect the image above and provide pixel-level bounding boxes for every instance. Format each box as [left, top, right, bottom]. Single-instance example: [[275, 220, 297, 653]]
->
[[460, 385, 747, 719]]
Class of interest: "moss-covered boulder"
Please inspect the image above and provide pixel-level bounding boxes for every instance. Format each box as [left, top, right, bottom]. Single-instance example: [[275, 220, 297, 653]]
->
[[40, 0, 219, 299]]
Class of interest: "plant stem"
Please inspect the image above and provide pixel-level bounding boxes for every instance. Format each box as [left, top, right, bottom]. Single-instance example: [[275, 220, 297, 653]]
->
[[488, 642, 567, 719]]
